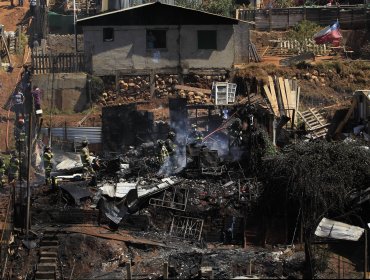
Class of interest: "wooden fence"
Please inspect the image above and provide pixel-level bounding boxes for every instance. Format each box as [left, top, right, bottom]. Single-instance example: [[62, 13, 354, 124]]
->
[[237, 6, 370, 30], [31, 52, 88, 74]]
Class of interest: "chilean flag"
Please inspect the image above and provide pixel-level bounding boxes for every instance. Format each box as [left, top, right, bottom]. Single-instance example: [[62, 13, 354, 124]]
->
[[313, 21, 342, 46]]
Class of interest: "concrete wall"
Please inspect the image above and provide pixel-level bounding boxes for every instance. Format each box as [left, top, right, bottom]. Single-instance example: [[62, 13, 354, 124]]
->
[[83, 24, 237, 76], [31, 73, 88, 113]]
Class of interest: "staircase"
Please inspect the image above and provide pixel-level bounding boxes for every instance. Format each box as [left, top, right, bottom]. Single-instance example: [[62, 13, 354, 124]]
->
[[298, 108, 330, 139], [35, 231, 60, 280]]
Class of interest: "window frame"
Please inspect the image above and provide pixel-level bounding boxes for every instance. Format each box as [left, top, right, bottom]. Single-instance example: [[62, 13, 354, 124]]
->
[[103, 27, 114, 42], [197, 30, 217, 50], [146, 29, 168, 50]]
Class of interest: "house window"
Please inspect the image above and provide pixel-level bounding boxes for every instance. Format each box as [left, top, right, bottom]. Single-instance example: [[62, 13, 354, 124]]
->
[[146, 29, 167, 49], [198, 30, 217, 50], [103, 28, 114, 42]]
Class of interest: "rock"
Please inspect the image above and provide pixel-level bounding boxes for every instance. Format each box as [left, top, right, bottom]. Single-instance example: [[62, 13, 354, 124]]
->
[[188, 91, 195, 96], [320, 78, 325, 83], [128, 83, 136, 88], [312, 70, 319, 76], [128, 78, 134, 83]]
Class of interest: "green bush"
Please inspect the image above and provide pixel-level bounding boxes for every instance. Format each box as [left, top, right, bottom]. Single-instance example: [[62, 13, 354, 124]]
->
[[287, 20, 321, 48], [359, 42, 370, 60], [88, 75, 105, 102]]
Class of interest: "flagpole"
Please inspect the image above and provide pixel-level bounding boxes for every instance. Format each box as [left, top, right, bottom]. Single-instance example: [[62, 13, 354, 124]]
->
[[73, 0, 78, 72]]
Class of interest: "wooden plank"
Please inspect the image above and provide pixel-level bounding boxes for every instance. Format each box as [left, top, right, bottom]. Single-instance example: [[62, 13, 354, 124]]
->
[[278, 77, 288, 115], [263, 84, 279, 116], [267, 76, 279, 117], [334, 97, 357, 135], [174, 85, 211, 94], [296, 86, 301, 124]]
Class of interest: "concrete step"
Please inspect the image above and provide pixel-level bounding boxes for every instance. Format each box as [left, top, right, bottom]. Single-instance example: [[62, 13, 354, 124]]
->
[[37, 263, 56, 272], [39, 246, 59, 252], [40, 251, 58, 258], [35, 271, 55, 279], [40, 257, 57, 263], [40, 240, 59, 246]]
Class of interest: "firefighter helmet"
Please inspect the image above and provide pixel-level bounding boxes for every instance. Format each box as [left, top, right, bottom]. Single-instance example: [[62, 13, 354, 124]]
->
[[168, 131, 176, 140]]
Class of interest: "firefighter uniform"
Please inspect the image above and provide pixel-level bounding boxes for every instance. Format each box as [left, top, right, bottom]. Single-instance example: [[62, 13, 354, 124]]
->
[[0, 157, 6, 187], [165, 132, 177, 169], [80, 140, 94, 179], [157, 140, 169, 164], [43, 147, 54, 185], [8, 154, 19, 184], [188, 124, 203, 145]]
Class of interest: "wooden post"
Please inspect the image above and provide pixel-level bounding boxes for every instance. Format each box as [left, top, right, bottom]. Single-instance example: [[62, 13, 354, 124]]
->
[[365, 229, 368, 280], [163, 262, 169, 279], [269, 8, 272, 32], [126, 262, 132, 280], [247, 260, 252, 275], [150, 69, 155, 97], [338, 255, 341, 279]]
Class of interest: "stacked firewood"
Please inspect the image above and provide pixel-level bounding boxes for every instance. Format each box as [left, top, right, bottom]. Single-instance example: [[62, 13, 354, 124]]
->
[[154, 74, 180, 98], [118, 76, 150, 95], [177, 89, 212, 104]]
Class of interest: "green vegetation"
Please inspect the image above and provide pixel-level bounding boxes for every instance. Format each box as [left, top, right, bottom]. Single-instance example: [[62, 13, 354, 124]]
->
[[286, 20, 321, 47], [274, 0, 295, 8], [360, 42, 370, 60], [176, 0, 234, 17], [259, 142, 370, 231], [88, 75, 105, 102]]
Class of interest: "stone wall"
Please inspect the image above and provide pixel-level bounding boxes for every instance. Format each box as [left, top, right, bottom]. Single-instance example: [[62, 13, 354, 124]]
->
[[47, 34, 84, 53], [31, 73, 88, 112]]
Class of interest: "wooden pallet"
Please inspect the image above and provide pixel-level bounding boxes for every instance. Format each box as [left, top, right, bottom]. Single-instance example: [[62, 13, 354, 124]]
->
[[298, 108, 330, 139]]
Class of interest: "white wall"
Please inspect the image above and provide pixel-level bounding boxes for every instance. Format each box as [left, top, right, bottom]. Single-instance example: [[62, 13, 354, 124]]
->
[[83, 25, 236, 75]]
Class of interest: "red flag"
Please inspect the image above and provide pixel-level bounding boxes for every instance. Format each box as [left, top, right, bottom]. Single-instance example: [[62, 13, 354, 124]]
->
[[313, 21, 342, 46]]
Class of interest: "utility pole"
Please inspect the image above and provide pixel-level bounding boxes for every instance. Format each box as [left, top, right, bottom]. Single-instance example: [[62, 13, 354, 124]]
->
[[26, 96, 33, 240], [74, 0, 78, 53]]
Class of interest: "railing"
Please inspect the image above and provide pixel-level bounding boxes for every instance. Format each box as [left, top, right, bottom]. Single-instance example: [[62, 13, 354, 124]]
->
[[31, 52, 89, 74], [0, 195, 13, 278], [271, 38, 329, 55], [237, 6, 369, 30]]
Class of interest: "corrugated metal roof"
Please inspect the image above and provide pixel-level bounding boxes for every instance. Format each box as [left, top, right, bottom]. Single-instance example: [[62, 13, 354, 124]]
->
[[315, 217, 364, 241], [354, 90, 370, 101], [41, 127, 102, 144], [77, 1, 240, 26]]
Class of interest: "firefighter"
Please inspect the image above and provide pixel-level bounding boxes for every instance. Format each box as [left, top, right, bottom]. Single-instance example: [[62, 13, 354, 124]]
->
[[187, 124, 203, 146], [0, 156, 6, 188], [228, 118, 243, 147], [8, 152, 19, 184], [80, 140, 94, 179], [157, 140, 169, 165], [15, 118, 26, 151], [165, 131, 177, 169], [43, 146, 54, 186]]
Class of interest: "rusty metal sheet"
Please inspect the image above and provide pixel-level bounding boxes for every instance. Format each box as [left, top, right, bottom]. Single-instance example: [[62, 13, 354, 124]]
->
[[315, 218, 364, 241]]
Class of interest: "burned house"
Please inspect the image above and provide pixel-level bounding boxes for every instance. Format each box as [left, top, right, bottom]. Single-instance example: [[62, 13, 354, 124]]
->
[[353, 90, 370, 133], [77, 2, 251, 77]]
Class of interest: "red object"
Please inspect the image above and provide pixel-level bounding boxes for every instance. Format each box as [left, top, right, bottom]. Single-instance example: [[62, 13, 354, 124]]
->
[[313, 21, 342, 46]]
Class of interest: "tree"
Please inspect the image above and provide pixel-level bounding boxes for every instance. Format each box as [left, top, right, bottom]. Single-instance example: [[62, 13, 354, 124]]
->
[[287, 20, 321, 49], [175, 0, 202, 9], [201, 0, 235, 17]]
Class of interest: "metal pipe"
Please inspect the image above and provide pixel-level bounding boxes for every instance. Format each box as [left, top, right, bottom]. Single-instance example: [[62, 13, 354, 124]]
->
[[26, 96, 33, 239]]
